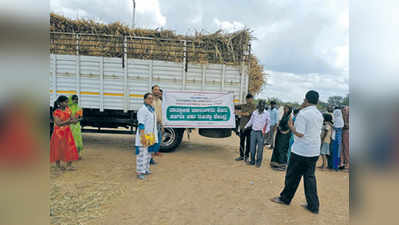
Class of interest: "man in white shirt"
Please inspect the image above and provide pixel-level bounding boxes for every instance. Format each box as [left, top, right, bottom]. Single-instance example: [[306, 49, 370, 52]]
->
[[331, 106, 344, 170], [244, 100, 270, 167], [265, 101, 278, 148], [271, 90, 323, 214]]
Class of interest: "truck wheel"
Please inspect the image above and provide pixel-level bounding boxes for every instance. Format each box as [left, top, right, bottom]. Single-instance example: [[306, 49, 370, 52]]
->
[[160, 128, 184, 152]]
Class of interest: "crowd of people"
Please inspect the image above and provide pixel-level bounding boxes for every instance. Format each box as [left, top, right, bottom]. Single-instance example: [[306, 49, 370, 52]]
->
[[235, 93, 350, 173], [49, 87, 349, 214], [50, 88, 349, 209], [234, 90, 350, 214]]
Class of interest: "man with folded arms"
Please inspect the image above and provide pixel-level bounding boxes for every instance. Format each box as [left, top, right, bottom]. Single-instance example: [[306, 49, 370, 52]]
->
[[235, 94, 256, 162]]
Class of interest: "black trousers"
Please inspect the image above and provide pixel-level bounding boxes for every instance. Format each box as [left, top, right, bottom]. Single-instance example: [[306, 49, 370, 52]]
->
[[239, 128, 251, 158], [280, 152, 320, 212]]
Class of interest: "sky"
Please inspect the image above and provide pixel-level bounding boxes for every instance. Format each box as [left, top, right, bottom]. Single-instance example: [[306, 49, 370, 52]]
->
[[50, 0, 349, 103]]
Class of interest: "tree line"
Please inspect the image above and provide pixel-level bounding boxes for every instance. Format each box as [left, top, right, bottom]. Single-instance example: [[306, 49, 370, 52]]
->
[[254, 93, 349, 112]]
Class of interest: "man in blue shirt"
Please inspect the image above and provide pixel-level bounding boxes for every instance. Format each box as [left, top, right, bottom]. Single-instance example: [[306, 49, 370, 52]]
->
[[265, 101, 279, 149]]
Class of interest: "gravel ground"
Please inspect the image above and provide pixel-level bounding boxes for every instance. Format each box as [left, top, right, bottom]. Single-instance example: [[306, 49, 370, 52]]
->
[[50, 130, 349, 225]]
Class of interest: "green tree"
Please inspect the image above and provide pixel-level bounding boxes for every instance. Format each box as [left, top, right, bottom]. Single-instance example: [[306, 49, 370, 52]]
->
[[327, 96, 344, 106], [318, 100, 329, 112], [343, 93, 349, 106], [284, 101, 300, 109]]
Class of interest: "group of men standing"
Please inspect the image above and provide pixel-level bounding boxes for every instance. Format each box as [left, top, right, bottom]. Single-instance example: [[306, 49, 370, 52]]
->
[[235, 94, 279, 167], [144, 87, 329, 213], [235, 91, 324, 214]]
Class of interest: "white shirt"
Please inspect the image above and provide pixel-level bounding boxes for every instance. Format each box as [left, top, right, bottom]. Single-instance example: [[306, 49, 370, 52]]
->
[[135, 105, 158, 147], [333, 109, 344, 128], [245, 110, 270, 133], [291, 105, 323, 157]]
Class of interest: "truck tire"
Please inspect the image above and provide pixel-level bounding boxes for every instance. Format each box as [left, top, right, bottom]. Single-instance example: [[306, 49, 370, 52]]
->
[[198, 128, 232, 138], [160, 128, 184, 153]]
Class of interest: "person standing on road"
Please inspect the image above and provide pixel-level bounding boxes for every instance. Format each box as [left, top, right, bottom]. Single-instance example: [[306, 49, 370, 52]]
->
[[68, 95, 84, 160], [331, 106, 344, 170], [136, 93, 158, 180], [235, 94, 256, 162], [244, 100, 270, 168], [339, 106, 350, 170], [287, 108, 300, 162], [50, 95, 80, 171], [270, 105, 292, 171], [271, 90, 323, 214], [318, 113, 333, 169], [265, 101, 278, 148], [326, 105, 335, 169], [150, 85, 163, 164]]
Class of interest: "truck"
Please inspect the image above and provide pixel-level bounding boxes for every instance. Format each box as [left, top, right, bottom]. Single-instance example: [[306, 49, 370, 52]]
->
[[49, 31, 251, 152]]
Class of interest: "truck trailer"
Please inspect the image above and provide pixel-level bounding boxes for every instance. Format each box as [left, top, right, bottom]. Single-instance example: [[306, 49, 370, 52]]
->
[[49, 32, 251, 152]]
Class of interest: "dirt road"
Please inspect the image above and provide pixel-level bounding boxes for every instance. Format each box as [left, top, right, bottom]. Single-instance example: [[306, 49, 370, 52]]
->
[[50, 131, 349, 225]]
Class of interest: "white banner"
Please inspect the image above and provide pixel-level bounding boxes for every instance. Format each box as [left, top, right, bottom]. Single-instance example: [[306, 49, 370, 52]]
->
[[162, 90, 236, 128]]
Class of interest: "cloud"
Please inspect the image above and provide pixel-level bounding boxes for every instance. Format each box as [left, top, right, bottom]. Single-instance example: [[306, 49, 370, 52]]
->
[[134, 0, 166, 27], [213, 18, 244, 33], [155, 0, 348, 72], [258, 71, 349, 103], [50, 0, 166, 28]]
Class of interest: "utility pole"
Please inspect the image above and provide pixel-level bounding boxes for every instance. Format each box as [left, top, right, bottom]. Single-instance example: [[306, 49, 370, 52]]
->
[[132, 0, 136, 29]]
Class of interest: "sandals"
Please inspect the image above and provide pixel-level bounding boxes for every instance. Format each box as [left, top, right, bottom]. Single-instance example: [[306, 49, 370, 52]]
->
[[301, 204, 319, 214], [272, 167, 285, 171], [66, 166, 76, 171], [270, 197, 289, 205], [270, 162, 279, 167]]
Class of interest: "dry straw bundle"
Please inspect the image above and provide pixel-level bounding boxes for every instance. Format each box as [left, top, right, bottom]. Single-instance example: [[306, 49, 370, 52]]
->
[[50, 13, 265, 94]]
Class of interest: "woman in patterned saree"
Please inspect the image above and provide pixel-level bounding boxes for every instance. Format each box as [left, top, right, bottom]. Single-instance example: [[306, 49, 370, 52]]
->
[[50, 95, 80, 170], [69, 95, 84, 159]]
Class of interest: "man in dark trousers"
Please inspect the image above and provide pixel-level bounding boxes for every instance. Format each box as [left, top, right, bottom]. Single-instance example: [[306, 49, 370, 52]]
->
[[235, 94, 256, 162], [271, 90, 323, 214]]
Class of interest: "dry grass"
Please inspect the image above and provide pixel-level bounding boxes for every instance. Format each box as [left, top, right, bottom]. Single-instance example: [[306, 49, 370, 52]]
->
[[50, 165, 128, 225], [50, 13, 265, 94]]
